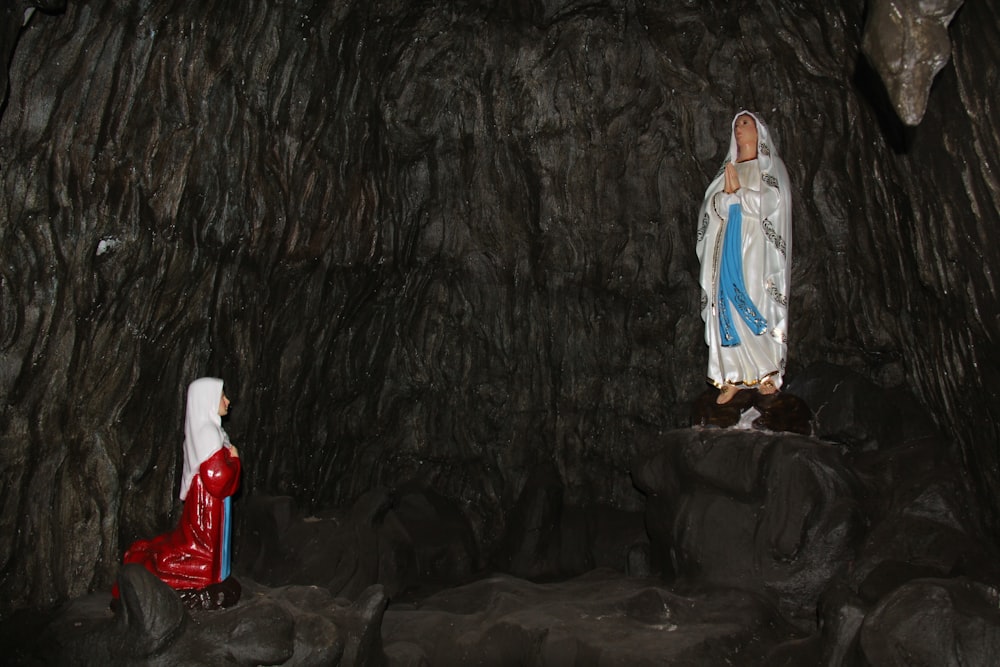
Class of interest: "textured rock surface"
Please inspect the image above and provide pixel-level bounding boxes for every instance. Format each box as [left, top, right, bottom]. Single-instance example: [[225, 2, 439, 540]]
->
[[238, 488, 479, 601], [862, 0, 964, 125], [2, 0, 1000, 632], [3, 366, 1000, 665], [860, 578, 1000, 667], [382, 570, 792, 666], [632, 427, 863, 629], [0, 564, 387, 666]]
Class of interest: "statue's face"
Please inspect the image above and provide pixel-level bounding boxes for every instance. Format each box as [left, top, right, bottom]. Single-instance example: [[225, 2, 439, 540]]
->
[[734, 114, 758, 149], [219, 392, 231, 416]]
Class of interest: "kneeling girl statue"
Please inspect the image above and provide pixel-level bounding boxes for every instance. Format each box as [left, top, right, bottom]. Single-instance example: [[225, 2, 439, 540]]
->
[[114, 377, 242, 608], [696, 111, 792, 404]]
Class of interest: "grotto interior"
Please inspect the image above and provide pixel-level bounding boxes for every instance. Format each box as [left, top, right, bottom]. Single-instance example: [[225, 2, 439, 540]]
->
[[3, 0, 1000, 665]]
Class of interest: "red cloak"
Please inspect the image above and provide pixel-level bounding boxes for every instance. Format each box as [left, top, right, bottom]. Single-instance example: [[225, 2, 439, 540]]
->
[[119, 446, 241, 592]]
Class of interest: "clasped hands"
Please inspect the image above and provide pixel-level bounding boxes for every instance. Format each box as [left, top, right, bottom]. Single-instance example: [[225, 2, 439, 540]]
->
[[723, 162, 741, 194]]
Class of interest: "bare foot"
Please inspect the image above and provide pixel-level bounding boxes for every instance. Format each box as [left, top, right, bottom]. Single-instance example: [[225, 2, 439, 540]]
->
[[758, 379, 778, 396], [716, 384, 740, 404]]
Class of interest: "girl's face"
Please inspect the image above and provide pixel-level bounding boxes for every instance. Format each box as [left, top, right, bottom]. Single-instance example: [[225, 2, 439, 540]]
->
[[734, 114, 758, 149], [218, 392, 231, 417]]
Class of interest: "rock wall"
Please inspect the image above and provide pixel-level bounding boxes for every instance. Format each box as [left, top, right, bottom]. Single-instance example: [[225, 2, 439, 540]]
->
[[1, 0, 999, 615]]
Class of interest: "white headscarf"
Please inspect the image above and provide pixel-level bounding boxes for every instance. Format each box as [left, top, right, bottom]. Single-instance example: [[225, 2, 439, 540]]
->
[[179, 377, 228, 501]]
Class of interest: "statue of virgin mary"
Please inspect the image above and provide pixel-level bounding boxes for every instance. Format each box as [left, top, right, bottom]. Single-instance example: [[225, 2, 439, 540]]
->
[[696, 111, 792, 404]]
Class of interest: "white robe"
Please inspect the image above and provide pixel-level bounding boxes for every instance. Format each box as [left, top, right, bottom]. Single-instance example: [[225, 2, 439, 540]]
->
[[696, 112, 792, 389]]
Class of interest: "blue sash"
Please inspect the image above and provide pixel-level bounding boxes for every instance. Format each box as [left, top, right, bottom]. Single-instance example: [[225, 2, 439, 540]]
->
[[220, 496, 231, 581], [718, 203, 767, 346]]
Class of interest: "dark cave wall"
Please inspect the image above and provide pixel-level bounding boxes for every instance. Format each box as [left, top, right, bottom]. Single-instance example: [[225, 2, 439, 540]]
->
[[903, 0, 1000, 523], [1, 0, 999, 615]]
